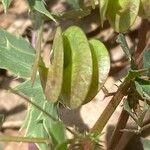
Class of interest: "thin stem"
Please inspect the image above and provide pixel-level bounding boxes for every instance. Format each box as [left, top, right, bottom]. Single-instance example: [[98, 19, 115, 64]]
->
[[135, 19, 150, 68], [0, 135, 50, 144], [90, 80, 131, 134], [108, 109, 129, 150], [10, 88, 78, 137], [10, 88, 58, 122]]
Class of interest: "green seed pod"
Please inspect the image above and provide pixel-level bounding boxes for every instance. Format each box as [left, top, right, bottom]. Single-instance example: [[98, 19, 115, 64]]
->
[[39, 26, 110, 109], [39, 27, 64, 102], [106, 0, 140, 32], [83, 39, 110, 104], [61, 26, 93, 109]]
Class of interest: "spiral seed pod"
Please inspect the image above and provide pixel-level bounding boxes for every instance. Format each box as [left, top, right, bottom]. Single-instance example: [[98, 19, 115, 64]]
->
[[39, 26, 110, 109], [106, 0, 140, 32]]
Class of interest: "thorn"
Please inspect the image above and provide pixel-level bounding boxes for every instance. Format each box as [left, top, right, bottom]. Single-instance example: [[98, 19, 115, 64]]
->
[[114, 84, 119, 88], [119, 79, 123, 83], [102, 86, 109, 95], [104, 92, 116, 97]]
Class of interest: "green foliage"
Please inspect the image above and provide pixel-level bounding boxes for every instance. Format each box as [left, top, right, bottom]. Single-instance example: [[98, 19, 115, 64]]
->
[[135, 77, 150, 100], [65, 0, 147, 32], [143, 49, 150, 76], [0, 28, 35, 78], [0, 28, 66, 149], [141, 138, 150, 150], [1, 0, 12, 12], [28, 0, 56, 22], [106, 0, 140, 32], [98, 0, 109, 26], [15, 77, 66, 150], [116, 34, 131, 61]]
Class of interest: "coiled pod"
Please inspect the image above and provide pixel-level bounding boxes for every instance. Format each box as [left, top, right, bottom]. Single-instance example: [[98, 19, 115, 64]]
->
[[39, 26, 110, 109]]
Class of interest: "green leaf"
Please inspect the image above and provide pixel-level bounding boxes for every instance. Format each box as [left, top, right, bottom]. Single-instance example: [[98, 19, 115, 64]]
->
[[135, 81, 143, 97], [84, 39, 110, 104], [135, 78, 150, 99], [126, 70, 141, 80], [116, 34, 137, 69], [15, 77, 50, 150], [15, 77, 66, 149], [106, 0, 140, 32], [48, 121, 66, 146], [56, 142, 68, 150], [141, 138, 150, 150], [1, 0, 12, 12], [98, 0, 109, 26], [0, 28, 35, 78], [123, 99, 135, 120], [61, 26, 93, 109], [37, 102, 66, 147], [143, 49, 150, 68], [143, 49, 150, 76], [116, 34, 131, 61], [39, 27, 64, 103], [28, 0, 56, 22], [0, 28, 35, 54]]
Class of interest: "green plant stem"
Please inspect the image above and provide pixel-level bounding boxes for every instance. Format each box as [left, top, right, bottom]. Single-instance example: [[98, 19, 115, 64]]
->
[[90, 79, 131, 134], [108, 109, 129, 150], [0, 135, 50, 144]]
